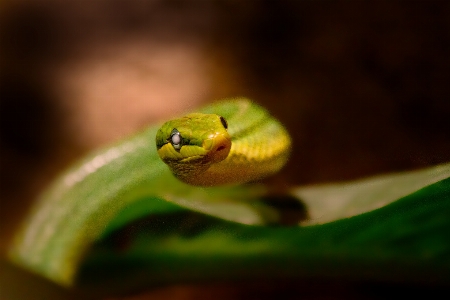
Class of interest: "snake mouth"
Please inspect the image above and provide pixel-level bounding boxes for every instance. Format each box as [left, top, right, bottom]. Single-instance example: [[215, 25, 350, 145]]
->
[[157, 131, 231, 166], [179, 154, 204, 163], [203, 132, 232, 163]]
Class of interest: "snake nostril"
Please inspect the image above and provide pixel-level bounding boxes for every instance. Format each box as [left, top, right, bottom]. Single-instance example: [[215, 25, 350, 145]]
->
[[217, 146, 226, 151]]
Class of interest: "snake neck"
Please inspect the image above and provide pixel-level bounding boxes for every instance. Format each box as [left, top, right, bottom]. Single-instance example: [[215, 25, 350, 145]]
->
[[166, 158, 211, 184]]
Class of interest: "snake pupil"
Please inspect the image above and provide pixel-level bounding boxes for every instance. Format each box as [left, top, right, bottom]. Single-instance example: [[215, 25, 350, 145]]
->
[[219, 116, 228, 129]]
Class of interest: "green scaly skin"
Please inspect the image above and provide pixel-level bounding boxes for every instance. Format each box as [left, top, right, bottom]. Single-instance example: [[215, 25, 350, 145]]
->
[[8, 98, 291, 286]]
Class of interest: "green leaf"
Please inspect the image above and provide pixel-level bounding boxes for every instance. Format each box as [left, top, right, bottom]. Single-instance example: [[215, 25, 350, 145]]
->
[[74, 163, 450, 295], [294, 162, 450, 225]]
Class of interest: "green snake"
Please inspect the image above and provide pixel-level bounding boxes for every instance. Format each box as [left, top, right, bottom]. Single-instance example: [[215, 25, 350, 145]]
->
[[8, 98, 450, 290], [8, 98, 291, 286]]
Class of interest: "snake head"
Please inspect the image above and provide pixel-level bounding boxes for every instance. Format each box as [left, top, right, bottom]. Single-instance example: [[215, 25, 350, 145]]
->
[[156, 113, 232, 179]]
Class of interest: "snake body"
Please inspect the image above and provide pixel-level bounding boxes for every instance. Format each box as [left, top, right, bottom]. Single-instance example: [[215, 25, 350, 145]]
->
[[9, 98, 291, 286]]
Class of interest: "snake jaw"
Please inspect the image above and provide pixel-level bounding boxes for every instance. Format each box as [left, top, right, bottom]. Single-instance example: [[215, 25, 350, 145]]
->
[[156, 129, 232, 183]]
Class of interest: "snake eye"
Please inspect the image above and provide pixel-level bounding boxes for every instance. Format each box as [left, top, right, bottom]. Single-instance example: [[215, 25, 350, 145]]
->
[[169, 128, 182, 150], [219, 116, 228, 129]]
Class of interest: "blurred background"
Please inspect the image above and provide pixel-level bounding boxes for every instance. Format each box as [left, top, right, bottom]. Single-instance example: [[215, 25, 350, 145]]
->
[[1, 0, 450, 298]]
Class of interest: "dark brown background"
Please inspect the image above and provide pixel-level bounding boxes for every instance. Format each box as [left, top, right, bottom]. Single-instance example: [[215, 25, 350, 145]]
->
[[1, 0, 450, 299]]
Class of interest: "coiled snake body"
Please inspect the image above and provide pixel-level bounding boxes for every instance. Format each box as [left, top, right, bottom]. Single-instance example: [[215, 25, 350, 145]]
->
[[9, 98, 291, 286]]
